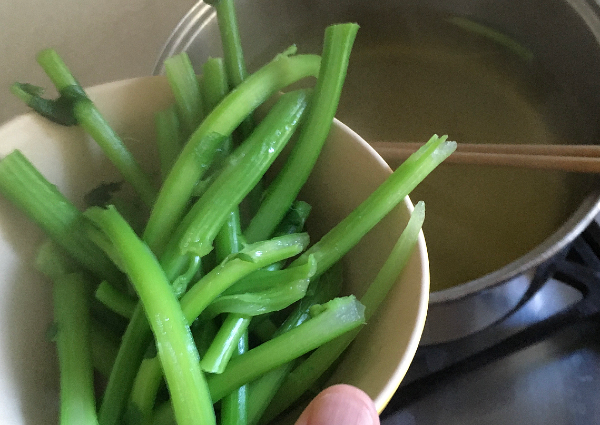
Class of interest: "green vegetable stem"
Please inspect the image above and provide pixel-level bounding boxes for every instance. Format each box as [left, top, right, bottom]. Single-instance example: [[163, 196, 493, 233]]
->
[[52, 272, 99, 425], [207, 295, 366, 402], [154, 105, 182, 181], [291, 135, 455, 276], [262, 201, 426, 422], [139, 294, 367, 424], [200, 314, 251, 374], [127, 232, 311, 420], [200, 276, 312, 319], [244, 23, 359, 243], [0, 150, 121, 283], [33, 49, 157, 207], [158, 88, 310, 270], [199, 257, 317, 375], [86, 205, 216, 425], [220, 330, 249, 425], [200, 56, 244, 265], [94, 281, 136, 319], [205, 0, 248, 88], [205, 0, 255, 140], [164, 52, 204, 138], [101, 88, 311, 424], [142, 51, 321, 255], [245, 263, 343, 425]]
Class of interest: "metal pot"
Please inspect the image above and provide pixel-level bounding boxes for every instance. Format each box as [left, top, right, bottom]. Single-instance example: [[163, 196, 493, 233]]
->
[[155, 0, 600, 345]]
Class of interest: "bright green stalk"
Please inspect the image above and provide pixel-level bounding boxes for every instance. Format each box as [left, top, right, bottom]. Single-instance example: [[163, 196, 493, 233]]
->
[[155, 105, 182, 181], [201, 278, 310, 318], [201, 56, 246, 264], [261, 202, 426, 422], [128, 233, 310, 418], [215, 210, 245, 263], [201, 258, 319, 374], [52, 272, 99, 425], [200, 314, 251, 373], [246, 364, 295, 425], [85, 206, 216, 425], [224, 258, 316, 296], [198, 51, 248, 421], [207, 0, 254, 137], [220, 332, 249, 425], [0, 150, 121, 283], [89, 320, 120, 379], [73, 100, 157, 206], [98, 306, 151, 425], [164, 52, 204, 137], [179, 232, 310, 322], [97, 251, 201, 425], [206, 0, 255, 138], [201, 57, 230, 113], [199, 57, 232, 192], [243, 262, 342, 424], [35, 241, 118, 387], [36, 49, 157, 207], [142, 51, 320, 254], [207, 295, 365, 402], [95, 281, 136, 319], [291, 135, 455, 276], [206, 0, 248, 87], [35, 49, 79, 89], [361, 201, 425, 311], [275, 262, 343, 335], [244, 23, 359, 243], [126, 357, 164, 425], [159, 89, 310, 265]]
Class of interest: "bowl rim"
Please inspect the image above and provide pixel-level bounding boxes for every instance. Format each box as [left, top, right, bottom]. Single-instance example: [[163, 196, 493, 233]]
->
[[330, 119, 430, 411]]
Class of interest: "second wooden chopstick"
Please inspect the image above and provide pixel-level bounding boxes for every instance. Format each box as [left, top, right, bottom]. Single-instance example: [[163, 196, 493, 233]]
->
[[371, 141, 600, 173]]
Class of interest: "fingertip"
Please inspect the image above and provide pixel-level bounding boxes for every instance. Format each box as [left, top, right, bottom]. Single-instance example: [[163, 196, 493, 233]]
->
[[295, 384, 380, 425]]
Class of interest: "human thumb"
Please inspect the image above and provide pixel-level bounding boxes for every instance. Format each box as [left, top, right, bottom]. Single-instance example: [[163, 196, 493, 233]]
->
[[294, 384, 380, 425]]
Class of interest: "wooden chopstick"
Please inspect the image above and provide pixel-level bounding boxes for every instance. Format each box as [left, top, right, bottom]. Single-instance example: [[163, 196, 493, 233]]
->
[[375, 141, 600, 156], [370, 141, 600, 173]]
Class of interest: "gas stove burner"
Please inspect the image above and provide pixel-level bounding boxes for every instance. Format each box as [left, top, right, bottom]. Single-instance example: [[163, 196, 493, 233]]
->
[[382, 219, 600, 419]]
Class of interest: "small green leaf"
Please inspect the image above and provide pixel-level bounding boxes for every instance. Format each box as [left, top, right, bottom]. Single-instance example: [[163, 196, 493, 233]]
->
[[84, 181, 124, 207]]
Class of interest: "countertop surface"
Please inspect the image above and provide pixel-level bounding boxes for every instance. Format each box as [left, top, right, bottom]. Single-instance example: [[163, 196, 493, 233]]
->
[[0, 0, 195, 124]]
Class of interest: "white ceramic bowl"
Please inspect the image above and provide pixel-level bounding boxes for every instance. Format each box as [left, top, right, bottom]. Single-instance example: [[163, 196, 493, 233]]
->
[[0, 76, 429, 424]]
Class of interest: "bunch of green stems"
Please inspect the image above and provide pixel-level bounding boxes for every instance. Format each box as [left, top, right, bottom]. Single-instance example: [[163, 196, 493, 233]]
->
[[1, 1, 456, 424]]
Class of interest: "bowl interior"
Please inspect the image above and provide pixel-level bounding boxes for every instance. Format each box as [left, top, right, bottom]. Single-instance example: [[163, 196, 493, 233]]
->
[[0, 75, 429, 423]]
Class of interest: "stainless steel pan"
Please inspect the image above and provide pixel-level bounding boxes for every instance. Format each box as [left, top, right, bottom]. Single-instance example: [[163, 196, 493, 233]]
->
[[155, 0, 600, 344]]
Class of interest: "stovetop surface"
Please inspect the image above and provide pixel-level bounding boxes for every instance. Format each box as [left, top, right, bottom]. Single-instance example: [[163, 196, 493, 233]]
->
[[382, 221, 600, 425]]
